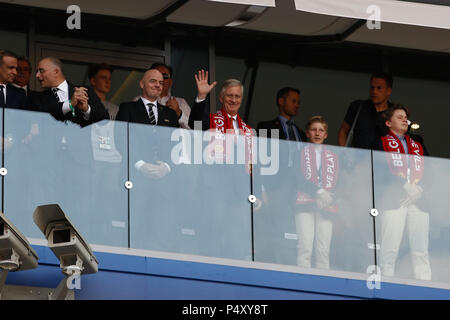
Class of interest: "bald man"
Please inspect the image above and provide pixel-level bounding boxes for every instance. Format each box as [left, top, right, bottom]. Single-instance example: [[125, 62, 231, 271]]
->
[[29, 57, 109, 127], [115, 68, 178, 127]]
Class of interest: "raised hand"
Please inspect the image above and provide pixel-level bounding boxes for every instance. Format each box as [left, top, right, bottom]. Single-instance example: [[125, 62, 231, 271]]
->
[[195, 69, 217, 100]]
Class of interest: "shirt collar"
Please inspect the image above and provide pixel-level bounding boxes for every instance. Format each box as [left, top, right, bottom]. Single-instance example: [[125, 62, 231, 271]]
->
[[278, 115, 292, 124], [11, 83, 27, 93], [140, 96, 158, 107], [54, 80, 68, 93]]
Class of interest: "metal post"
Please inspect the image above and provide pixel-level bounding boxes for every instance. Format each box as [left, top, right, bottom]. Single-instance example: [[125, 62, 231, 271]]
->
[[0, 270, 9, 299]]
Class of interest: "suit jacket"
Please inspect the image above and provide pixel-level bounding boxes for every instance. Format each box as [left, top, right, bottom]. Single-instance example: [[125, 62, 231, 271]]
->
[[28, 82, 109, 127], [188, 99, 211, 131], [2, 84, 27, 109], [116, 99, 179, 128], [256, 117, 307, 141]]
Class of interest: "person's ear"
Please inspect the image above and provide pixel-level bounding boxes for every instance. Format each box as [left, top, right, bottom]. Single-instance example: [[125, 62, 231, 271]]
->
[[139, 79, 144, 90], [385, 120, 392, 128], [277, 97, 284, 107]]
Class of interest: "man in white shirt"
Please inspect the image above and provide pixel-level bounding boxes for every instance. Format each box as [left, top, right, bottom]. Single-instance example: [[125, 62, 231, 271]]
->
[[30, 57, 109, 127]]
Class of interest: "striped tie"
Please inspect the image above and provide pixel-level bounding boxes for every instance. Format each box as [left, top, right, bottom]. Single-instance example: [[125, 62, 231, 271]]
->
[[51, 87, 60, 102], [147, 103, 156, 125]]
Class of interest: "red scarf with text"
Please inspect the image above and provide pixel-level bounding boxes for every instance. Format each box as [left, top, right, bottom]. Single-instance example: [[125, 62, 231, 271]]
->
[[206, 108, 253, 174], [380, 130, 424, 183], [296, 145, 339, 212]]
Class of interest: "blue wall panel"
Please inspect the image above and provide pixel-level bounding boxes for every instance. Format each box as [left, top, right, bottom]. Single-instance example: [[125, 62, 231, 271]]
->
[[4, 245, 450, 300]]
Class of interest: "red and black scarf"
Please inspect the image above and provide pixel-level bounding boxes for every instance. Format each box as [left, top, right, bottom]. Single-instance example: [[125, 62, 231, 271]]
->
[[380, 130, 424, 183]]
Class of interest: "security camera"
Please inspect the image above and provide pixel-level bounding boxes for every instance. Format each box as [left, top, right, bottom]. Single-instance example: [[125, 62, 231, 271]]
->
[[33, 204, 98, 276], [0, 212, 39, 272]]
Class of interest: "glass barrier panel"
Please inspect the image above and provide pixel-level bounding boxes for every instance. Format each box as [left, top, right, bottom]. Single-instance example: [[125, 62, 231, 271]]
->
[[128, 124, 253, 260], [253, 137, 375, 274], [0, 107, 2, 211], [374, 150, 450, 283], [3, 109, 129, 247]]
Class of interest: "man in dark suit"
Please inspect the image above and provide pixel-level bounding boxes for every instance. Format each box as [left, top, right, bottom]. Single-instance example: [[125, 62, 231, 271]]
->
[[256, 87, 306, 141], [29, 57, 109, 127], [186, 70, 253, 260], [254, 87, 306, 265], [116, 68, 178, 128], [116, 67, 178, 182], [0, 50, 27, 110], [116, 68, 182, 252]]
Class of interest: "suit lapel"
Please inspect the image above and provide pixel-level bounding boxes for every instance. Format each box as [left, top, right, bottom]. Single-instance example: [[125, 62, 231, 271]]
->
[[156, 104, 164, 125], [137, 98, 151, 125], [5, 85, 15, 106], [68, 82, 74, 99], [274, 118, 287, 140]]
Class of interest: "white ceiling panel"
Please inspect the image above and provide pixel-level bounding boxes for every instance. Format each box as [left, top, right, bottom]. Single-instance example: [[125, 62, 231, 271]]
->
[[294, 0, 450, 30], [167, 0, 248, 26], [0, 0, 174, 19]]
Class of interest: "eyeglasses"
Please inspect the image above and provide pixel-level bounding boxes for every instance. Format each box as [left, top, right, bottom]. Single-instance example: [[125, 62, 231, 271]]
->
[[162, 73, 170, 80]]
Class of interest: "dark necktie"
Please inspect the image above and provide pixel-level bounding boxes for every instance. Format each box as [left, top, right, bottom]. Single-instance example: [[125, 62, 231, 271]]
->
[[51, 87, 60, 102], [286, 120, 297, 141], [0, 85, 5, 107], [148, 103, 156, 125]]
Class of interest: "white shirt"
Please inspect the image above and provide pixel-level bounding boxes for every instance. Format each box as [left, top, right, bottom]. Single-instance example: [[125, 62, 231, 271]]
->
[[159, 91, 191, 129], [140, 96, 158, 124], [314, 144, 323, 171], [314, 144, 325, 193], [227, 113, 240, 136], [103, 100, 119, 120]]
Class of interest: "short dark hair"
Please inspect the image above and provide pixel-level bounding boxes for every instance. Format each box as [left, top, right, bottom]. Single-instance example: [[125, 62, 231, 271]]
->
[[276, 87, 300, 107], [88, 63, 113, 80], [0, 50, 18, 65], [17, 56, 31, 69], [371, 71, 393, 88], [150, 62, 173, 77], [383, 104, 409, 122]]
